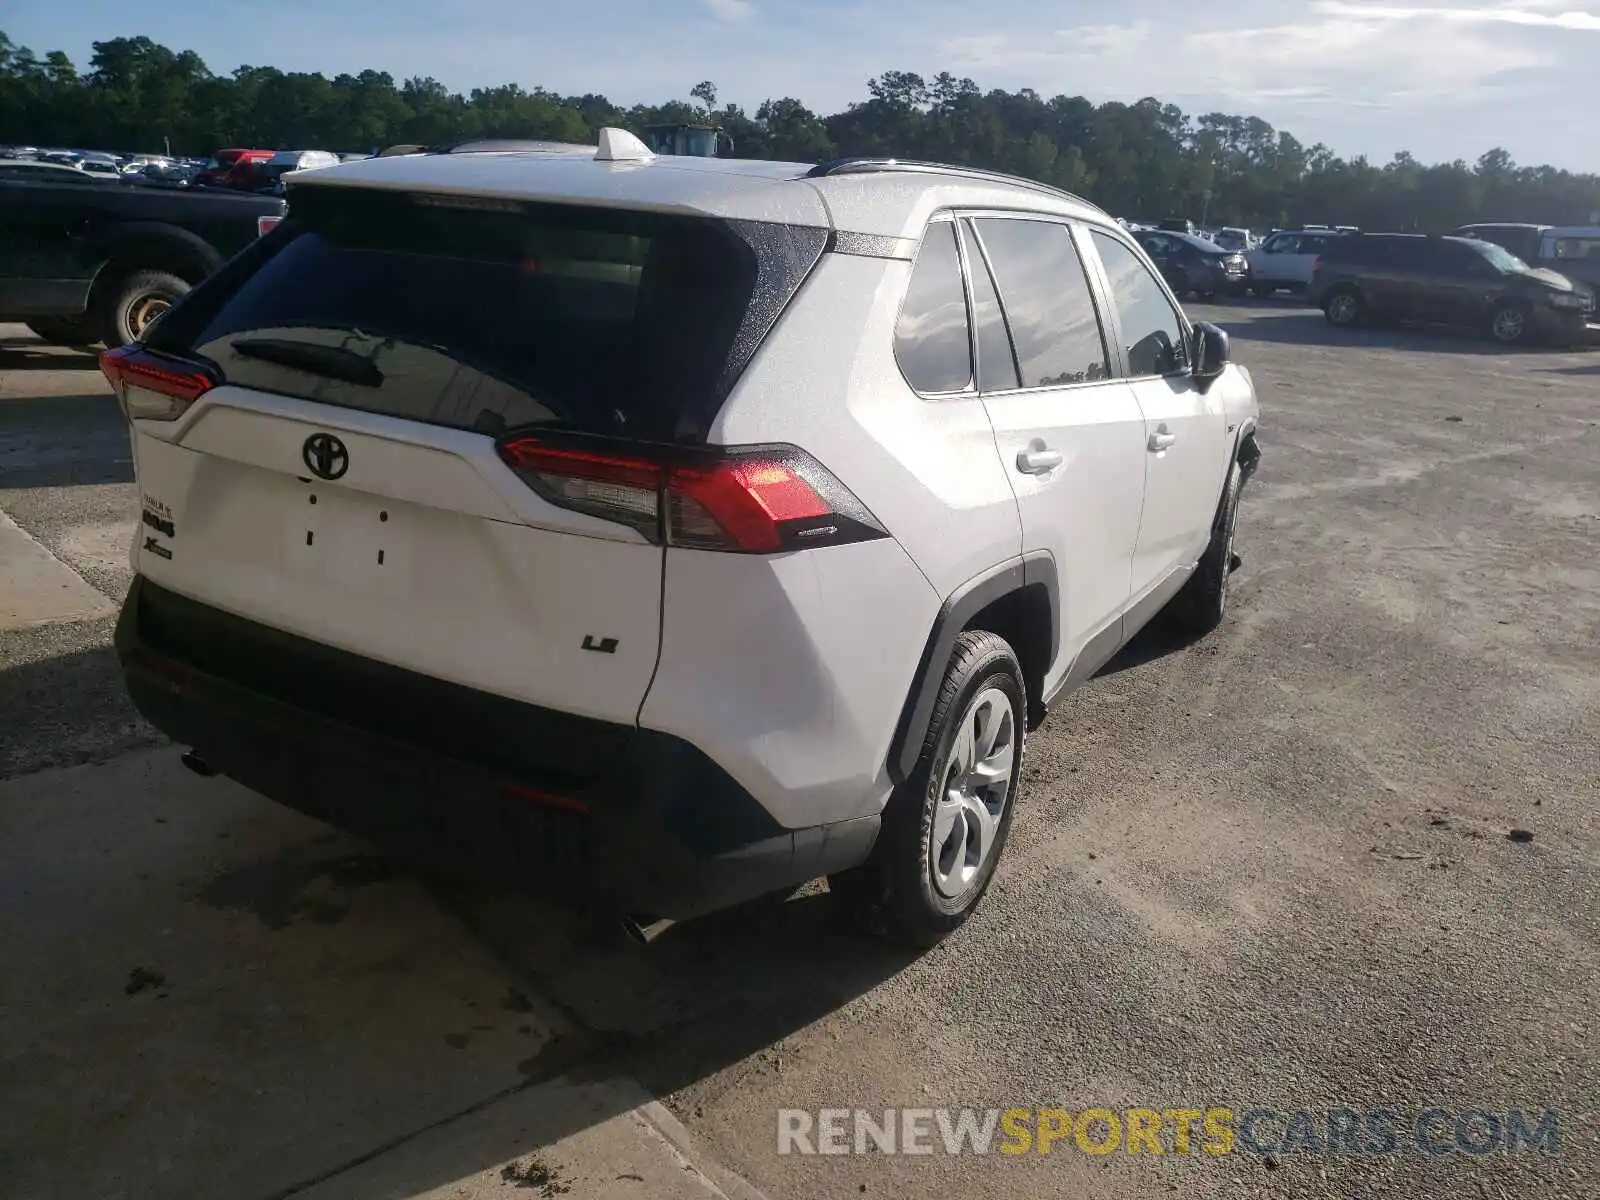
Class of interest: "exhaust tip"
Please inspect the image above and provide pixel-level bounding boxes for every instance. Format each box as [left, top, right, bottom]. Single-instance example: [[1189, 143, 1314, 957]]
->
[[620, 914, 673, 945], [180, 750, 217, 777]]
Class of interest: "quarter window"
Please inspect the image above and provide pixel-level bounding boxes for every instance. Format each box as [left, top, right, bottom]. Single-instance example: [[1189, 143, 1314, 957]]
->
[[894, 221, 973, 394], [1091, 230, 1189, 379], [972, 218, 1109, 389]]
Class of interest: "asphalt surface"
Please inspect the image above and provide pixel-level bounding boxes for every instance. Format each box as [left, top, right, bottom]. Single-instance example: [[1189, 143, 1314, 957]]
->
[[1, 309, 1596, 1199]]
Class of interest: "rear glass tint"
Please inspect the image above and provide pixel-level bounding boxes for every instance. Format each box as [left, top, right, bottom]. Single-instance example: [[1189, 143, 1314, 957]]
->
[[158, 186, 827, 443]]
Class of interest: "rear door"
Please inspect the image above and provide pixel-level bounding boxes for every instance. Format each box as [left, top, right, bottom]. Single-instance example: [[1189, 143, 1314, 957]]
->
[[130, 184, 824, 727], [1293, 233, 1336, 285], [1248, 233, 1301, 285], [0, 173, 103, 312], [1429, 239, 1497, 325], [1370, 238, 1437, 320], [965, 214, 1146, 690], [1086, 227, 1229, 600]]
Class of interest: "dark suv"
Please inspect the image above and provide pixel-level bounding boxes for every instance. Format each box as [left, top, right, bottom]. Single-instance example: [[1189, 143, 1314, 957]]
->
[[1308, 233, 1595, 347]]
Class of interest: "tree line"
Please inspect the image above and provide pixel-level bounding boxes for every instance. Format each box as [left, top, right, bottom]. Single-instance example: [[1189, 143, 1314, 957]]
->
[[4, 31, 1598, 232]]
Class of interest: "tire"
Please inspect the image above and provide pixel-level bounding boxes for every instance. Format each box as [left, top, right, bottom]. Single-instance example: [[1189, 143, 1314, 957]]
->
[[1487, 299, 1531, 347], [97, 270, 190, 348], [25, 317, 99, 347], [830, 630, 1027, 947], [1168, 462, 1243, 637], [1323, 286, 1365, 327]]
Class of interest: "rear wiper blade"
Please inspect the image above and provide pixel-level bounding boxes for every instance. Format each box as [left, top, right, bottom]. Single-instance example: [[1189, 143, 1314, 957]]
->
[[231, 337, 384, 388]]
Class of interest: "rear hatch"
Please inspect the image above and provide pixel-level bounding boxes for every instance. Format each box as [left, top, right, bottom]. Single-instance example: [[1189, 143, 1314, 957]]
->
[[117, 181, 827, 778]]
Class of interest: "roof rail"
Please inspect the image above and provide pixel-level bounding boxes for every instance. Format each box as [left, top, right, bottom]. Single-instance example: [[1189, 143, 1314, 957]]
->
[[805, 157, 1101, 211]]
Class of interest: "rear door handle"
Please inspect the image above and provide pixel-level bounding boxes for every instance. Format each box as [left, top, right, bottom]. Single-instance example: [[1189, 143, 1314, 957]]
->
[[1016, 446, 1063, 474], [1148, 431, 1177, 452]]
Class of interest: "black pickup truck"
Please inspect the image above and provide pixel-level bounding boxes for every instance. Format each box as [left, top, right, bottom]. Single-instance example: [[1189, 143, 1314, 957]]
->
[[0, 163, 286, 348]]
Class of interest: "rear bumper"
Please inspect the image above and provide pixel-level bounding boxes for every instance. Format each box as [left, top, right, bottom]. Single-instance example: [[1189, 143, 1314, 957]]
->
[[114, 577, 878, 920]]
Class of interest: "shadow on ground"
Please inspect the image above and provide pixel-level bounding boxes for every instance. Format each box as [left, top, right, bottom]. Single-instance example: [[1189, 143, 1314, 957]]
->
[[1213, 305, 1578, 356], [0, 328, 101, 371], [0, 391, 132, 488], [0, 633, 157, 778], [0, 638, 916, 1200]]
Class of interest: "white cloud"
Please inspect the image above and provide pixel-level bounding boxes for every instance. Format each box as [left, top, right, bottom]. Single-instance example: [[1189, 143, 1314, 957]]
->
[[701, 0, 756, 22], [946, 22, 1152, 71], [1314, 1, 1600, 29], [945, 3, 1558, 113]]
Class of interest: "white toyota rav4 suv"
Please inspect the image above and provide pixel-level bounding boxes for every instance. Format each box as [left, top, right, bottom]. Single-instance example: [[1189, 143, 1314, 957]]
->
[[106, 129, 1261, 946]]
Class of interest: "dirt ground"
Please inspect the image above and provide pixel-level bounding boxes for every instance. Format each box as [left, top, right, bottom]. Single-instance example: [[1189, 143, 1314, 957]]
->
[[1, 305, 1596, 1199]]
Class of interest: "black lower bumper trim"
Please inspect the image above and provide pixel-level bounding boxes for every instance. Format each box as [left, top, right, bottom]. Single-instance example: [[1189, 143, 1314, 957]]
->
[[115, 577, 878, 919]]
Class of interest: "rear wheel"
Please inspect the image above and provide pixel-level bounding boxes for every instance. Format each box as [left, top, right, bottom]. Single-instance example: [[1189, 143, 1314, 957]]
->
[[25, 317, 99, 347], [830, 630, 1026, 947], [97, 270, 190, 348], [1323, 286, 1365, 327], [1487, 299, 1531, 346]]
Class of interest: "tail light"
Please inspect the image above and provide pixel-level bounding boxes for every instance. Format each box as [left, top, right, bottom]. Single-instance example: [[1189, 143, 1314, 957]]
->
[[1311, 256, 1324, 275], [496, 434, 887, 554], [257, 215, 283, 237], [100, 345, 217, 421]]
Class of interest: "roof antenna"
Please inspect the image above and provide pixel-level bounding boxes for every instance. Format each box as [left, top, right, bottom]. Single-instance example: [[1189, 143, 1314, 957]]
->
[[595, 127, 655, 163]]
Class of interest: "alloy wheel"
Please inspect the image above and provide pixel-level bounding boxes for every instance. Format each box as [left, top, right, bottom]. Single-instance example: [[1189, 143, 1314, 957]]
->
[[930, 687, 1017, 899], [1491, 307, 1525, 344], [127, 295, 172, 340]]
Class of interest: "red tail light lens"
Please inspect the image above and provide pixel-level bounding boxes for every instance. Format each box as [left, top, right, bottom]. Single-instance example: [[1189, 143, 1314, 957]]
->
[[1312, 256, 1324, 274], [496, 435, 885, 554], [257, 215, 283, 237], [100, 345, 217, 421]]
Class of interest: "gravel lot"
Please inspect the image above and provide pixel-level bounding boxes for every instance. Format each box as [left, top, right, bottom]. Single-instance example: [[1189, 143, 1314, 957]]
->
[[1, 307, 1595, 1199]]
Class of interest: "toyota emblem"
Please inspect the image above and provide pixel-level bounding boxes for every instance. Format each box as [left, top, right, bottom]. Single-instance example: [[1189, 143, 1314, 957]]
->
[[302, 432, 349, 481]]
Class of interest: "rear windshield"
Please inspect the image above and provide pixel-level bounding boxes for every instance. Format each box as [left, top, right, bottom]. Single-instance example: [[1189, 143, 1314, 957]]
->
[[154, 186, 827, 443]]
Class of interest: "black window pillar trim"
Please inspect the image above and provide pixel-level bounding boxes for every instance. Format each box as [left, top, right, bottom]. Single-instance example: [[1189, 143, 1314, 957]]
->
[[888, 552, 1059, 784]]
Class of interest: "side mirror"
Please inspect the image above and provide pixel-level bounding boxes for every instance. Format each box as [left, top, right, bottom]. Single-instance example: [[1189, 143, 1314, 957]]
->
[[1191, 322, 1230, 390]]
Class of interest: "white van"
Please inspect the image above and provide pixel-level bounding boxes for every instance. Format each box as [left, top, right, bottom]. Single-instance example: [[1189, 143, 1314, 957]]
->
[[1539, 226, 1600, 289]]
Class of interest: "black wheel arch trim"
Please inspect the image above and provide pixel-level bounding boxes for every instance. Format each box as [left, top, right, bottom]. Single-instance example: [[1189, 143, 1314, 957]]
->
[[889, 553, 1059, 784], [85, 222, 223, 299]]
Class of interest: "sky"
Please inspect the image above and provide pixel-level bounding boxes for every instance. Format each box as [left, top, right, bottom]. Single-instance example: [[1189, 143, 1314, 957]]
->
[[8, 0, 1600, 171]]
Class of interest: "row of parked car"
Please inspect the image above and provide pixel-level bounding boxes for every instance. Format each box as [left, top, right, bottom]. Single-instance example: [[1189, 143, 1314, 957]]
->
[[0, 145, 360, 193], [1110, 213, 1598, 346]]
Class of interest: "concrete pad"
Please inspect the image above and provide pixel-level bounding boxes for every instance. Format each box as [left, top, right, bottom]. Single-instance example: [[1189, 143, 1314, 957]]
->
[[0, 508, 115, 629], [295, 1077, 765, 1200], [0, 749, 575, 1199]]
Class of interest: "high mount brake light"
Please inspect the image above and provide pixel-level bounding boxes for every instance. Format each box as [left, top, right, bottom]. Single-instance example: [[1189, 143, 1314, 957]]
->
[[100, 345, 217, 422], [496, 436, 886, 554]]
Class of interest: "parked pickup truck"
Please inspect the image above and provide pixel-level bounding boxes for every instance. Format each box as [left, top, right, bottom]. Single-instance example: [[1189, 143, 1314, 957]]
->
[[0, 167, 285, 347]]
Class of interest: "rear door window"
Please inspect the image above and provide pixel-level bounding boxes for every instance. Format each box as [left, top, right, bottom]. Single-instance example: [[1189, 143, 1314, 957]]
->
[[958, 220, 1020, 393], [152, 186, 827, 443], [972, 217, 1109, 389], [894, 220, 973, 394]]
